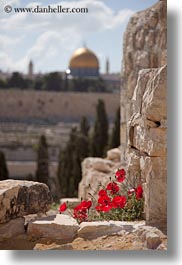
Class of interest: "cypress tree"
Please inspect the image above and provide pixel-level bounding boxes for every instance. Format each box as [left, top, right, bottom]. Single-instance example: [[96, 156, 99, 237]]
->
[[91, 99, 109, 157], [58, 127, 77, 197], [0, 151, 9, 181], [109, 107, 120, 148], [80, 116, 90, 137], [36, 135, 49, 186], [58, 118, 90, 198]]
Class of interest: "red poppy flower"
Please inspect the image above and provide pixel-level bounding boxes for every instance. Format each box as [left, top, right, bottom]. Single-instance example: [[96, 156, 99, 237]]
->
[[98, 194, 111, 205], [112, 196, 126, 209], [95, 203, 113, 212], [73, 210, 88, 222], [98, 189, 107, 197], [74, 200, 92, 213], [100, 204, 113, 212], [80, 200, 92, 210], [115, 168, 126, 182], [106, 182, 119, 194], [135, 185, 143, 200], [59, 202, 67, 213]]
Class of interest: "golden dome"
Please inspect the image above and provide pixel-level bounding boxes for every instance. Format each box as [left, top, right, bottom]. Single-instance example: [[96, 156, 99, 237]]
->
[[69, 47, 99, 69]]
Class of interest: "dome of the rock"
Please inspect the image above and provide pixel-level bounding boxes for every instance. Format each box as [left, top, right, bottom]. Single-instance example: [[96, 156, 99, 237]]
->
[[68, 47, 99, 77]]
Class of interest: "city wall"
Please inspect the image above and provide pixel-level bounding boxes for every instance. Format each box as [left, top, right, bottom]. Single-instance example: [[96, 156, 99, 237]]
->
[[0, 90, 119, 124]]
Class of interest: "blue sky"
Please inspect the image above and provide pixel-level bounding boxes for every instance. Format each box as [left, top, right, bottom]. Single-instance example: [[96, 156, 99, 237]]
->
[[0, 0, 157, 74]]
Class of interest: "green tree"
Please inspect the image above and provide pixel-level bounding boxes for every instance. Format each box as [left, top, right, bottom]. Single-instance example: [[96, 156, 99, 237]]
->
[[0, 151, 9, 181], [36, 135, 49, 186], [33, 76, 44, 90], [58, 127, 77, 197], [109, 107, 120, 148], [7, 72, 26, 89], [0, 79, 7, 89], [57, 148, 71, 198], [42, 72, 62, 91], [80, 116, 90, 137], [58, 118, 90, 198], [91, 99, 109, 157]]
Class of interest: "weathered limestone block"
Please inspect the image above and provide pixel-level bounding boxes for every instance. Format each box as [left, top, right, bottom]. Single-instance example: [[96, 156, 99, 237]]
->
[[132, 69, 154, 114], [121, 0, 167, 153], [83, 157, 113, 174], [145, 30, 155, 47], [142, 65, 167, 122], [126, 148, 141, 183], [135, 51, 149, 69], [106, 148, 121, 162], [134, 224, 167, 249], [60, 198, 80, 209], [145, 232, 162, 249], [133, 124, 167, 157], [140, 157, 167, 232], [78, 221, 143, 240], [27, 214, 79, 243], [78, 170, 111, 200], [79, 157, 122, 200], [0, 217, 25, 241], [0, 180, 52, 223]]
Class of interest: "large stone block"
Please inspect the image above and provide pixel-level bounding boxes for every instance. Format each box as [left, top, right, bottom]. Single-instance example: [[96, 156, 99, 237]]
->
[[133, 124, 167, 156], [79, 156, 123, 200], [140, 157, 167, 232], [0, 217, 25, 242], [78, 221, 143, 240], [0, 180, 52, 223], [27, 214, 79, 243], [126, 148, 141, 184], [142, 65, 167, 122], [106, 148, 121, 162]]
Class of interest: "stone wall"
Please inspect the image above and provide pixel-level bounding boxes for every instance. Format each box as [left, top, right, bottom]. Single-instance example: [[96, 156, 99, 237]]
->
[[0, 90, 119, 124], [120, 0, 167, 158], [121, 0, 167, 232], [127, 65, 167, 232], [79, 0, 167, 233]]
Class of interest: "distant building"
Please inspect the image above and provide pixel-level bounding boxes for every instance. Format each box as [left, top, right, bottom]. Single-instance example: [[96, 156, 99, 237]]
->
[[0, 48, 121, 92], [101, 73, 121, 93], [0, 70, 11, 80], [105, 57, 110, 75], [28, 60, 33, 79], [68, 46, 99, 78]]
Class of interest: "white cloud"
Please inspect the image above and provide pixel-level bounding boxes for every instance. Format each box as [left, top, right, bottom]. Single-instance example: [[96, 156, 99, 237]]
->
[[1, 0, 20, 5], [1, 0, 133, 32], [0, 0, 134, 73]]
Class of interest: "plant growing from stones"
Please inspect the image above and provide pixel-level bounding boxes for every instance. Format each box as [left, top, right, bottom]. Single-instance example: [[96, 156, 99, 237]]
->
[[59, 168, 144, 223]]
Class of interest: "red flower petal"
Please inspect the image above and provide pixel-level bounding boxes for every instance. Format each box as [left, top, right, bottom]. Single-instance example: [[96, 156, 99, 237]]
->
[[135, 185, 143, 200], [112, 196, 126, 208], [115, 168, 126, 182], [98, 189, 107, 197], [59, 202, 67, 213], [106, 182, 119, 194], [98, 195, 111, 205]]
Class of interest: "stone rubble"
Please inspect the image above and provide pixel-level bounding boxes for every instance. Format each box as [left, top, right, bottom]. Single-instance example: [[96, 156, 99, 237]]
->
[[0, 179, 167, 250], [78, 148, 123, 200], [0, 180, 52, 224], [27, 214, 79, 243], [27, 216, 167, 250]]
